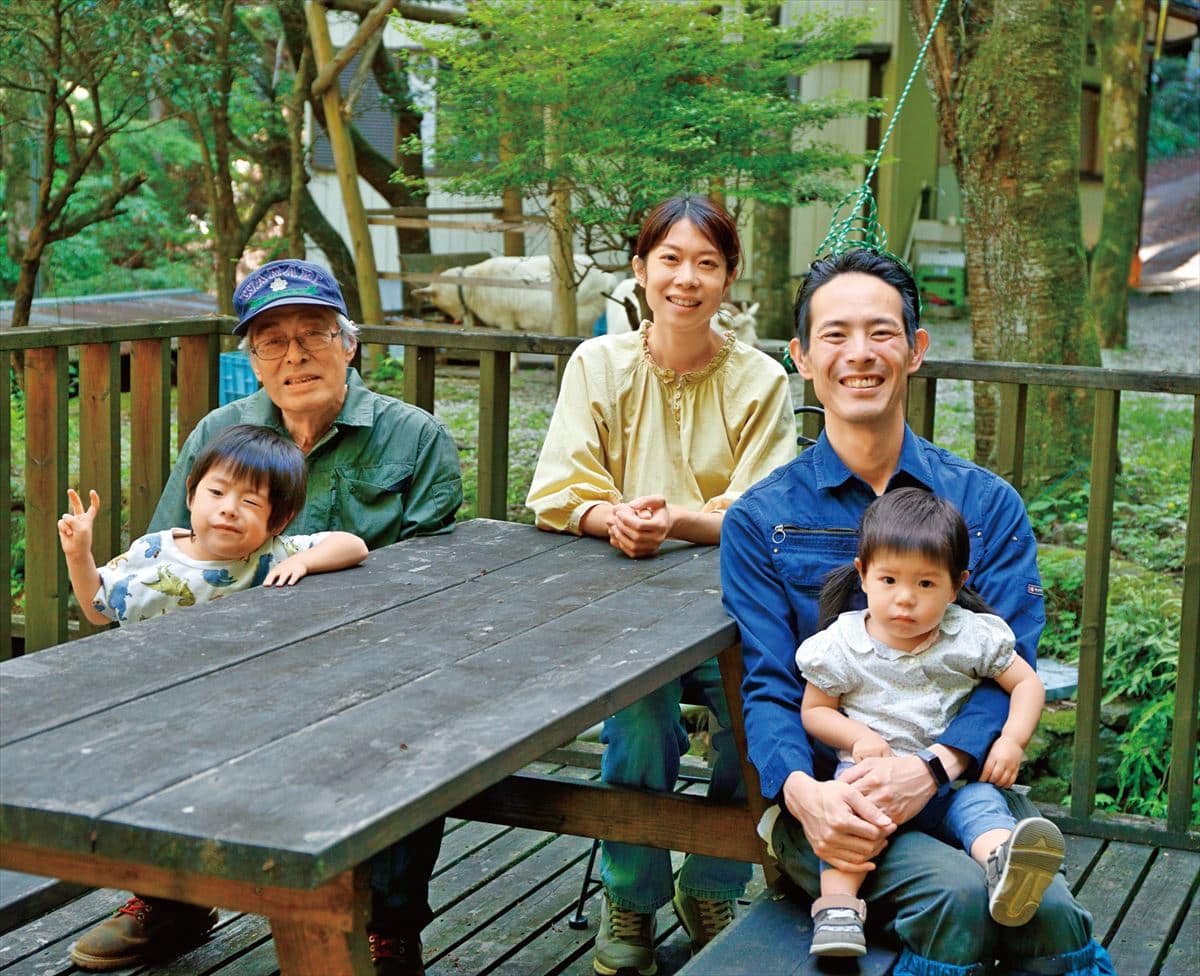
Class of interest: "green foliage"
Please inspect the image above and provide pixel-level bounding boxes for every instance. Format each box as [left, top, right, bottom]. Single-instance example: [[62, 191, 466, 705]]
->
[[1027, 389, 1192, 821], [1149, 57, 1200, 162], [404, 0, 876, 256]]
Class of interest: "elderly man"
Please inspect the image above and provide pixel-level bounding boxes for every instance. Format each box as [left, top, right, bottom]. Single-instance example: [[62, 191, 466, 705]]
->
[[721, 250, 1116, 976], [69, 260, 462, 976]]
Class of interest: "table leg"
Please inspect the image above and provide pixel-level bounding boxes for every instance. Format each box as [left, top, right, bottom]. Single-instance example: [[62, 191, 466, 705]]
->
[[716, 640, 780, 885], [270, 864, 373, 976]]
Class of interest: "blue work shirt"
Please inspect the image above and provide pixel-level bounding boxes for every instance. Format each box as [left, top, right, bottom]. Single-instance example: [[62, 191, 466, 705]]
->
[[720, 426, 1045, 802]]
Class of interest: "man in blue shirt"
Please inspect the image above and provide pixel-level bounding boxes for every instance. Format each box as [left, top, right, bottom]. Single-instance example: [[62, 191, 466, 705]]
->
[[721, 250, 1114, 975]]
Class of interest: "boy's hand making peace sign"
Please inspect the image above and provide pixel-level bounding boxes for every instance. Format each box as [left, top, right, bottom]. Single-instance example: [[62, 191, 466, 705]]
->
[[58, 488, 101, 559]]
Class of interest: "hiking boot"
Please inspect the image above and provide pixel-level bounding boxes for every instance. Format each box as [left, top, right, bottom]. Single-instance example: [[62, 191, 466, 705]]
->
[[368, 927, 426, 976], [671, 886, 735, 953], [593, 891, 657, 975], [68, 894, 218, 971], [810, 894, 867, 957], [986, 816, 1065, 927]]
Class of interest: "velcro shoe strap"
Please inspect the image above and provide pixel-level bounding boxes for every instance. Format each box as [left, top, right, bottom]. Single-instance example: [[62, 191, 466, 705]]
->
[[811, 894, 867, 921]]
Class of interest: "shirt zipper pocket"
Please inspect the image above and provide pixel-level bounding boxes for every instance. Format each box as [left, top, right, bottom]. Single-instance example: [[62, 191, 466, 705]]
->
[[771, 524, 857, 545]]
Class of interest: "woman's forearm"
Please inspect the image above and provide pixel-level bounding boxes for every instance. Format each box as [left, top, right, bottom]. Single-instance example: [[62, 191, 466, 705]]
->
[[666, 506, 723, 545]]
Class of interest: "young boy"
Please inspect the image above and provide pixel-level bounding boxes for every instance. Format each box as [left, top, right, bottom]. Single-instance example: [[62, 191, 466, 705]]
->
[[58, 423, 367, 626]]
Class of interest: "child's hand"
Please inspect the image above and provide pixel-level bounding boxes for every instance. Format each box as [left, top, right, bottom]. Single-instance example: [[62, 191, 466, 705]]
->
[[981, 735, 1025, 788], [57, 489, 100, 558], [261, 554, 309, 587], [851, 731, 893, 762]]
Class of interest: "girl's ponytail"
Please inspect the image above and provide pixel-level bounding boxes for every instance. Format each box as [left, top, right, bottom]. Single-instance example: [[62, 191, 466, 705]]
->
[[818, 563, 862, 629], [955, 585, 997, 616]]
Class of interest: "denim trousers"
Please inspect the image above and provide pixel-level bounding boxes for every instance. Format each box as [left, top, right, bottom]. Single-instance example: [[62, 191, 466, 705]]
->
[[821, 767, 1017, 876], [368, 815, 445, 929], [773, 793, 1117, 976], [598, 657, 752, 913]]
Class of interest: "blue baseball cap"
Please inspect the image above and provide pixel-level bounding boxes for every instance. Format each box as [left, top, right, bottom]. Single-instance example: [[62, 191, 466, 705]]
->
[[232, 259, 349, 335]]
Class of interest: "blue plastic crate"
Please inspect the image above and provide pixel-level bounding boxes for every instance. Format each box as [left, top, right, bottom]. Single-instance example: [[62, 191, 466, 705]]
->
[[219, 351, 259, 405]]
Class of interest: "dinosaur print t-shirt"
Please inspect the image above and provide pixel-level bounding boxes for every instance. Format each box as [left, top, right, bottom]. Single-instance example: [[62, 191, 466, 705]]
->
[[92, 529, 329, 624]]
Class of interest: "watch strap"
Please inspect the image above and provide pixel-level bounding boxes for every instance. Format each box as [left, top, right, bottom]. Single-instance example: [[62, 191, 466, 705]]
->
[[917, 749, 951, 795]]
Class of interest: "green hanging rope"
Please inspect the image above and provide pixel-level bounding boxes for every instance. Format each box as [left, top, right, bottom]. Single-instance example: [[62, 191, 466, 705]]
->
[[813, 0, 952, 266]]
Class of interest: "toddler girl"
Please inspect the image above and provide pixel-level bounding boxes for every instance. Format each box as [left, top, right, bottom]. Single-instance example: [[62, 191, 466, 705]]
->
[[798, 487, 1064, 957], [58, 423, 368, 625]]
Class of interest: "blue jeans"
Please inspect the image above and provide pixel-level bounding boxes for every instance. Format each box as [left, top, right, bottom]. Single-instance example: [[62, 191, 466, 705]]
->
[[773, 791, 1117, 975], [599, 657, 752, 913], [368, 816, 445, 929], [822, 767, 1017, 877]]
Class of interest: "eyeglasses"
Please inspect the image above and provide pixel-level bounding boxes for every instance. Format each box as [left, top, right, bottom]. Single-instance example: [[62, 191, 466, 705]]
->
[[249, 329, 340, 360]]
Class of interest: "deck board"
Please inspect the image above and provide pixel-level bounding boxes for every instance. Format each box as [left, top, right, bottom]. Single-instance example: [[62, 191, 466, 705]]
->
[[1062, 833, 1105, 891], [1, 787, 1194, 975], [1072, 840, 1156, 944], [1160, 890, 1200, 976], [1105, 848, 1200, 976]]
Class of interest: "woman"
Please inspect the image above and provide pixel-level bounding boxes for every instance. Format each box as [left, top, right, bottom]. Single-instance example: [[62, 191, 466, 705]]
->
[[527, 196, 795, 975]]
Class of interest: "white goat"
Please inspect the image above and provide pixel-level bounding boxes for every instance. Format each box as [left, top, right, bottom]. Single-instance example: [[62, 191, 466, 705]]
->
[[414, 255, 616, 336], [603, 276, 760, 347]]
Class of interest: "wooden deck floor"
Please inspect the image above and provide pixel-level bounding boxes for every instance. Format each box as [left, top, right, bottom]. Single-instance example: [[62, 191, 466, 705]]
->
[[2, 761, 1196, 976]]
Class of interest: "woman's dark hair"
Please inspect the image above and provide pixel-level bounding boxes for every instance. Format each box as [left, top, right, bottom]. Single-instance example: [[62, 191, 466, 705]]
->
[[793, 249, 921, 351], [186, 424, 308, 535], [635, 196, 741, 279], [817, 487, 996, 629]]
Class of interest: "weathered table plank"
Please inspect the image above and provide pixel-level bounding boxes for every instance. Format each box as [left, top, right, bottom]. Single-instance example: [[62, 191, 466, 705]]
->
[[2, 524, 763, 976], [0, 520, 572, 747], [1, 535, 731, 891]]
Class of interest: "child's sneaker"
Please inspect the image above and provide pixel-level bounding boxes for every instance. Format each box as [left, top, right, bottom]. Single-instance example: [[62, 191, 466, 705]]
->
[[809, 894, 867, 957], [986, 816, 1065, 926]]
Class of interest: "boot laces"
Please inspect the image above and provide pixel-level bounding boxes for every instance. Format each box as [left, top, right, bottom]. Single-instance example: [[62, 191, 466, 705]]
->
[[608, 901, 649, 941], [116, 896, 151, 919], [368, 932, 408, 961], [693, 897, 734, 939]]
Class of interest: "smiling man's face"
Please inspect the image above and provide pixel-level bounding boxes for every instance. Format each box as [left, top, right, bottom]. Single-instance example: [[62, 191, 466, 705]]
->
[[247, 306, 355, 420], [789, 272, 928, 432]]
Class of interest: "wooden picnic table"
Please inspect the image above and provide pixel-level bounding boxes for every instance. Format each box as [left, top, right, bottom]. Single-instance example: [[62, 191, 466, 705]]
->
[[0, 519, 767, 975]]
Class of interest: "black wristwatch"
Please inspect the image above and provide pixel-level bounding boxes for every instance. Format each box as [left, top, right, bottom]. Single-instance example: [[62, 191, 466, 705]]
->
[[917, 749, 952, 797]]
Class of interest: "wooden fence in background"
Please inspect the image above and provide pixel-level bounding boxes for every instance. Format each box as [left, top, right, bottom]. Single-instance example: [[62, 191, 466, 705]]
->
[[3, 317, 1197, 847]]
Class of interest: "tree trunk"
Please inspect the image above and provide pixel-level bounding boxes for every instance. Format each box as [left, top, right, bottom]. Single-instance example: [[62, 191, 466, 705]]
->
[[751, 201, 793, 340], [914, 0, 1100, 483], [301, 187, 362, 320], [1089, 0, 1145, 349]]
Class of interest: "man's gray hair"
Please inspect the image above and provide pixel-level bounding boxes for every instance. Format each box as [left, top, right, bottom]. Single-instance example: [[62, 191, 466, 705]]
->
[[335, 313, 360, 349], [239, 308, 360, 352]]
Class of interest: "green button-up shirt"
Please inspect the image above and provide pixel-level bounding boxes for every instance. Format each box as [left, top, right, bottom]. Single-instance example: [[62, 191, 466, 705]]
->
[[150, 369, 463, 550]]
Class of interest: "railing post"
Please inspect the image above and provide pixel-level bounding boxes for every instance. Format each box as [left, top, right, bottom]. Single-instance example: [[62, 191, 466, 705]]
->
[[907, 375, 938, 441], [130, 339, 172, 539], [403, 344, 436, 414], [802, 379, 824, 444], [1168, 394, 1200, 833], [477, 351, 511, 520], [23, 347, 70, 651], [1072, 388, 1120, 820], [1, 375, 11, 658], [177, 332, 220, 448], [996, 383, 1028, 494], [78, 342, 122, 638]]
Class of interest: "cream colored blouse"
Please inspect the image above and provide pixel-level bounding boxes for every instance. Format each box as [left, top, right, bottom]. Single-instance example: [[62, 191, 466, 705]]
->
[[526, 326, 796, 534]]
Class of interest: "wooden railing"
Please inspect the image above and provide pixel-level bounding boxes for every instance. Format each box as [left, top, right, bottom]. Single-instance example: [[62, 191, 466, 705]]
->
[[4, 317, 1197, 847]]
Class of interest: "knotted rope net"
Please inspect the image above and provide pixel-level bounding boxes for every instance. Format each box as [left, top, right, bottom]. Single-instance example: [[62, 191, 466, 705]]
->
[[812, 0, 951, 271]]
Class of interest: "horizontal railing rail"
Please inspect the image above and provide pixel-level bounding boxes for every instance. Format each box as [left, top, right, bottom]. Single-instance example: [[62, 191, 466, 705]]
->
[[4, 317, 1197, 846]]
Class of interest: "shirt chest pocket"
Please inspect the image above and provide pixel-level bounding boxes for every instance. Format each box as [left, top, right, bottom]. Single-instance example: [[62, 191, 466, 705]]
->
[[332, 463, 413, 545], [775, 527, 859, 592]]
